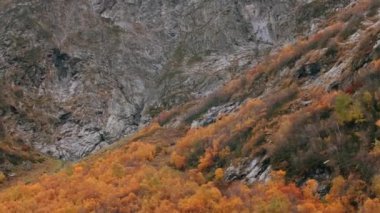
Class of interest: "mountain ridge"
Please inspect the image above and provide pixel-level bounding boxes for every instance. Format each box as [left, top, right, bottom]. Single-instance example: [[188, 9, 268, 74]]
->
[[0, 0, 352, 161], [1, 0, 380, 211]]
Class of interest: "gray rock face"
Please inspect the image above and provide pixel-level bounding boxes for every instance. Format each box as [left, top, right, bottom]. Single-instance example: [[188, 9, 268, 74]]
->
[[0, 0, 352, 160], [191, 102, 240, 128], [224, 157, 271, 184]]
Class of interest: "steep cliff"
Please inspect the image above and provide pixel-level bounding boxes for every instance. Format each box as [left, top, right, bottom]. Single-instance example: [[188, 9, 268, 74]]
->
[[0, 0, 351, 160]]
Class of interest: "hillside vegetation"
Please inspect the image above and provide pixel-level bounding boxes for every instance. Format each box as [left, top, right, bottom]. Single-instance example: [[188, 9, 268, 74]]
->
[[1, 0, 380, 212]]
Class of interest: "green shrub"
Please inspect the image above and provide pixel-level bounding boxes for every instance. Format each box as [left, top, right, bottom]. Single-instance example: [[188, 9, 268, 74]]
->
[[334, 94, 364, 124]]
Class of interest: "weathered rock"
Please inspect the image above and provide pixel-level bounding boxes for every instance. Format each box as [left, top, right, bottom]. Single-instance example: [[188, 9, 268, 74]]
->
[[0, 0, 353, 160], [295, 164, 332, 197], [225, 157, 271, 184], [191, 102, 240, 128], [297, 63, 321, 78]]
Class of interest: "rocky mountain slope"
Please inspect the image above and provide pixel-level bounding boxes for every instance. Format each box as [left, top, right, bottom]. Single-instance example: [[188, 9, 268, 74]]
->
[[1, 0, 380, 212], [0, 0, 352, 161]]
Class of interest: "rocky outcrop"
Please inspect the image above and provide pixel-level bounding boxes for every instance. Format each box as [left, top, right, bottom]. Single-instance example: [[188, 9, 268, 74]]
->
[[224, 157, 271, 184], [0, 0, 353, 160], [191, 102, 240, 128]]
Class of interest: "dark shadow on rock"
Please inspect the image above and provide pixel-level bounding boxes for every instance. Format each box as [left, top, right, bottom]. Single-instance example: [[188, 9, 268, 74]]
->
[[297, 63, 321, 78]]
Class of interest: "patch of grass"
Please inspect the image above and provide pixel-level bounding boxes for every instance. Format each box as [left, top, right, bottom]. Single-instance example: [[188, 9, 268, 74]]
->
[[334, 94, 364, 124]]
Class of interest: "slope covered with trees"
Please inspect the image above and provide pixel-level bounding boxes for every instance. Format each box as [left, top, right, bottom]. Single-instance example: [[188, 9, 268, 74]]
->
[[1, 0, 380, 212]]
